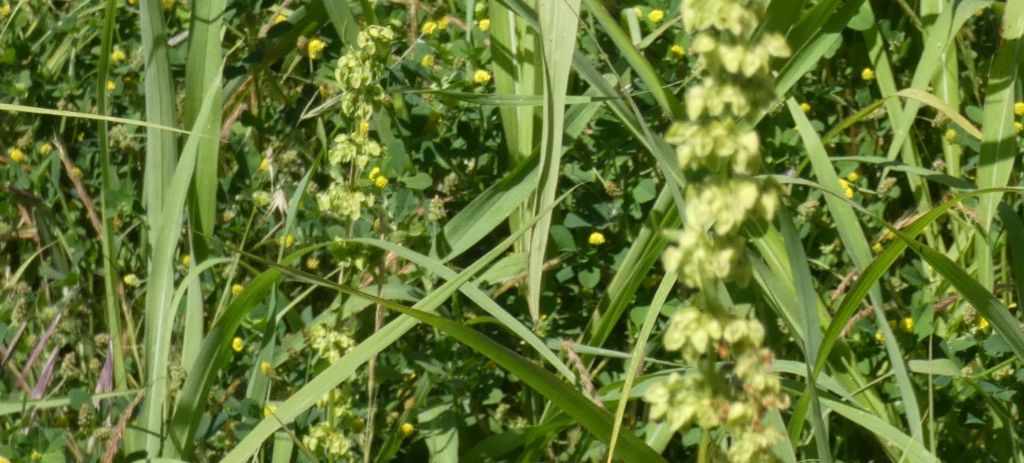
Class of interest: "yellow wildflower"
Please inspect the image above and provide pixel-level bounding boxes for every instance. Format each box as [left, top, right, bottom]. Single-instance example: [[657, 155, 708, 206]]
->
[[1014, 101, 1024, 116], [420, 54, 435, 67], [358, 120, 370, 136], [38, 142, 53, 155], [871, 242, 883, 254], [259, 157, 270, 172], [7, 147, 25, 163], [260, 361, 274, 376], [231, 284, 244, 296], [0, 3, 10, 18], [945, 128, 957, 142], [1015, 121, 1023, 134], [111, 47, 127, 62], [438, 16, 450, 30], [473, 69, 492, 84], [71, 166, 83, 179], [839, 179, 854, 198], [374, 175, 389, 188], [263, 404, 277, 417], [123, 273, 141, 287], [861, 67, 875, 81], [400, 422, 415, 437], [845, 171, 859, 182], [800, 102, 811, 113], [231, 336, 244, 352], [368, 167, 382, 180], [160, 0, 174, 10], [977, 317, 990, 331], [283, 233, 295, 247], [900, 316, 914, 333], [306, 256, 321, 270], [422, 20, 438, 35], [478, 18, 491, 31], [127, 0, 137, 5], [106, 80, 116, 92], [181, 254, 191, 267], [31, 450, 42, 461], [883, 229, 895, 241], [648, 9, 665, 23], [588, 231, 606, 246], [670, 44, 685, 57], [273, 13, 288, 25], [307, 38, 326, 59], [875, 329, 884, 343]]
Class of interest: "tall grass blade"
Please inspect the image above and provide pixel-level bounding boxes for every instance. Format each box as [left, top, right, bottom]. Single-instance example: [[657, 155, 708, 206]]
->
[[525, 0, 581, 323]]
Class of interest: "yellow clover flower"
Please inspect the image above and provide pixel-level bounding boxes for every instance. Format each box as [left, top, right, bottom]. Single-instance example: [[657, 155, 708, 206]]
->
[[1014, 101, 1024, 116], [7, 147, 25, 163], [845, 171, 859, 182], [400, 422, 415, 437], [945, 128, 957, 142], [473, 69, 492, 84], [181, 254, 191, 267], [374, 175, 389, 188], [231, 336, 244, 352], [368, 166, 382, 180], [422, 20, 438, 35], [273, 13, 288, 25], [588, 231, 606, 246], [107, 80, 116, 92], [307, 38, 327, 59], [977, 317, 990, 332], [39, 142, 53, 155], [799, 102, 811, 113], [670, 44, 685, 57], [478, 18, 491, 31], [259, 157, 271, 172], [648, 9, 665, 23], [861, 67, 875, 81], [306, 256, 321, 270], [899, 317, 914, 333], [871, 242, 883, 254], [438, 16, 450, 30], [123, 273, 141, 287], [263, 404, 277, 417], [260, 361, 274, 376], [111, 47, 127, 62], [420, 54, 435, 67], [231, 283, 244, 296], [0, 3, 10, 18]]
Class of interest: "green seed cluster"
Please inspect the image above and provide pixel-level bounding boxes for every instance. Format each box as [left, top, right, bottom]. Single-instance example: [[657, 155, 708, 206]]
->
[[648, 1, 791, 461], [317, 26, 395, 221]]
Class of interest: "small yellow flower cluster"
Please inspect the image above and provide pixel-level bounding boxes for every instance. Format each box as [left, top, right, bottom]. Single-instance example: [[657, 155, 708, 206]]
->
[[123, 273, 142, 287], [7, 147, 25, 163], [420, 54, 435, 67], [588, 231, 605, 246], [473, 69, 492, 85], [839, 178, 854, 199], [478, 18, 491, 32], [368, 166, 389, 188], [670, 44, 685, 58], [800, 102, 811, 113], [400, 422, 415, 437], [273, 12, 288, 25], [0, 3, 10, 19], [317, 184, 372, 222], [231, 336, 244, 352], [231, 283, 244, 296], [111, 47, 127, 63], [38, 142, 52, 155], [307, 38, 327, 59], [861, 67, 875, 81]]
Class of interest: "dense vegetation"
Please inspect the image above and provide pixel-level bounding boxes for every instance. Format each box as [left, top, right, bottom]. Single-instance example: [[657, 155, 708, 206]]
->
[[1, 0, 1023, 461]]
